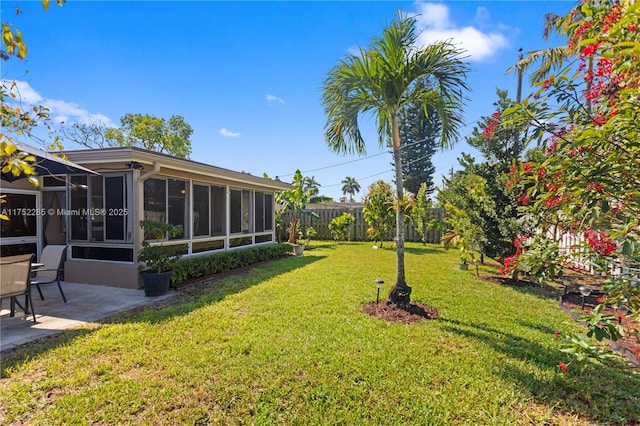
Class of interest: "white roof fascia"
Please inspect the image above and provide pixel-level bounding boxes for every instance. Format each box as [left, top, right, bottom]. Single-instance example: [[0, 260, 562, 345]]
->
[[64, 147, 292, 191]]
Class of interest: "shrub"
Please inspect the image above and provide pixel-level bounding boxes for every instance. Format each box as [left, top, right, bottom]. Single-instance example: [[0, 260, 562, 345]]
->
[[362, 180, 395, 246], [328, 213, 355, 242], [170, 243, 292, 285]]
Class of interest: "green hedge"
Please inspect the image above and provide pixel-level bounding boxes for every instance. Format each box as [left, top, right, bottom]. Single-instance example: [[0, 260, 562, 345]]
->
[[171, 243, 292, 285]]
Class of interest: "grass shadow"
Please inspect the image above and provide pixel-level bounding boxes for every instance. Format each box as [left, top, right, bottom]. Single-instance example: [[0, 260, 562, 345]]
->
[[111, 253, 324, 324], [366, 244, 445, 255], [301, 240, 338, 251], [438, 316, 640, 423], [1, 254, 324, 376], [404, 245, 444, 255], [480, 273, 568, 305]]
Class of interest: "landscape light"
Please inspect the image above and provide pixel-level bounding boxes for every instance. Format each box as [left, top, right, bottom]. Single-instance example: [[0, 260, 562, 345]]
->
[[579, 286, 592, 310], [374, 278, 384, 304]]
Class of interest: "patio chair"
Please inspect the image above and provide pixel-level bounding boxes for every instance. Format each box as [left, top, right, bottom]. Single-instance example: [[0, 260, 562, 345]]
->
[[1, 254, 37, 322], [31, 245, 68, 303]]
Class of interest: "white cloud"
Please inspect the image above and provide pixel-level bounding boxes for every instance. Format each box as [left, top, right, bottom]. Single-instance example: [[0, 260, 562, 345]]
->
[[266, 94, 285, 104], [474, 6, 491, 27], [412, 2, 510, 61], [1, 79, 115, 126], [2, 79, 44, 104], [220, 127, 241, 137]]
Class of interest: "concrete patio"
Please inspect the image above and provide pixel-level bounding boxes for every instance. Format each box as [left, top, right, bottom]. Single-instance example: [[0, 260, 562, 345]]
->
[[1, 281, 176, 352]]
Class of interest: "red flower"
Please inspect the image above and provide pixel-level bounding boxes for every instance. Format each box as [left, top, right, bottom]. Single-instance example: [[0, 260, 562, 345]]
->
[[584, 228, 617, 256], [522, 163, 533, 174], [586, 181, 603, 193], [536, 168, 546, 179], [517, 195, 529, 205], [546, 140, 559, 154], [558, 362, 569, 372], [569, 20, 593, 49], [481, 111, 501, 140], [592, 112, 607, 126], [553, 331, 560, 338], [545, 194, 565, 208], [581, 42, 601, 57]]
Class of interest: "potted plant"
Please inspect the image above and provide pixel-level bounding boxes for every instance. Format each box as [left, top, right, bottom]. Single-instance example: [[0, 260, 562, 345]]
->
[[277, 169, 320, 256], [441, 228, 478, 271], [138, 220, 183, 296], [458, 243, 473, 270]]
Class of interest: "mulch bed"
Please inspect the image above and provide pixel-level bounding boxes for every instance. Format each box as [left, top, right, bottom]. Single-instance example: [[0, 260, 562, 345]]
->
[[559, 289, 640, 367], [362, 300, 439, 324], [360, 271, 639, 367], [483, 271, 640, 367]]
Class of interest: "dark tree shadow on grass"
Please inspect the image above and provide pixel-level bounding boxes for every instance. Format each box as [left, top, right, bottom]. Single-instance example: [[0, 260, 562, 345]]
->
[[293, 240, 339, 252], [1, 254, 324, 376], [404, 246, 445, 255], [438, 317, 640, 424]]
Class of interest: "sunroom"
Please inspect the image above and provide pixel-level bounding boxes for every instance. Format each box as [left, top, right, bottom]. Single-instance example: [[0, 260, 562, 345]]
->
[[1, 146, 291, 289]]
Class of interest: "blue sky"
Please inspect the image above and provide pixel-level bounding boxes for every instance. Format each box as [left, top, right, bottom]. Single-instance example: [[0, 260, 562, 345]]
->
[[2, 1, 573, 200]]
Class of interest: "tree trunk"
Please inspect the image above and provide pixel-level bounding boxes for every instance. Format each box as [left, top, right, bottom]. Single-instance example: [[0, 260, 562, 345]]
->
[[388, 112, 411, 307], [288, 216, 299, 244]]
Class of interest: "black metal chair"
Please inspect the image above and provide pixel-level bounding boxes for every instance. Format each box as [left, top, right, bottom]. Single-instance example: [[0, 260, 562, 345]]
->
[[31, 245, 68, 303], [1, 254, 37, 322]]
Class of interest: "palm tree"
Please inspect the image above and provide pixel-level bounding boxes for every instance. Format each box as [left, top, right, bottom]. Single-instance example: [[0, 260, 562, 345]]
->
[[341, 176, 361, 202], [506, 4, 592, 86], [302, 175, 321, 197], [277, 170, 320, 245], [321, 11, 469, 306]]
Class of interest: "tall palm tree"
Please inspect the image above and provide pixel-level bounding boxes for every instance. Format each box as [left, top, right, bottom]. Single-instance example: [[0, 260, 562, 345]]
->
[[321, 11, 469, 306], [341, 176, 361, 202], [506, 4, 594, 86], [302, 175, 321, 197]]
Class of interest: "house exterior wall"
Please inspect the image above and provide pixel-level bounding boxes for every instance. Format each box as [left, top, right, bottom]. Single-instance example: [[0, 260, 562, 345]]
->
[[2, 146, 291, 289], [60, 148, 289, 288], [64, 259, 140, 289]]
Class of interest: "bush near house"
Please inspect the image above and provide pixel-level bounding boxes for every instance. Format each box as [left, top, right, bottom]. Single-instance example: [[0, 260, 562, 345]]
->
[[171, 243, 292, 285]]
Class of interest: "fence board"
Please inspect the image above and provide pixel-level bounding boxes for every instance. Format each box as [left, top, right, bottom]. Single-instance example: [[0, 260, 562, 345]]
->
[[281, 207, 444, 243]]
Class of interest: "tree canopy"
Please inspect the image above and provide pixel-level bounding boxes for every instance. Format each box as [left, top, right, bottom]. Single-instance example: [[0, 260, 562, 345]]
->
[[341, 176, 361, 202], [321, 11, 469, 305], [399, 77, 440, 196], [1, 1, 65, 196], [105, 113, 193, 158], [504, 0, 640, 363]]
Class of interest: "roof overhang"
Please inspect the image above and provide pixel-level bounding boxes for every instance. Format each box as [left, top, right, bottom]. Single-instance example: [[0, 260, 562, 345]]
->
[[1, 143, 99, 182], [63, 146, 292, 191]]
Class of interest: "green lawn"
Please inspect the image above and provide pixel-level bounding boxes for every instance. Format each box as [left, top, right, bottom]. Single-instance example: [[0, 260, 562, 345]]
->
[[1, 242, 639, 425]]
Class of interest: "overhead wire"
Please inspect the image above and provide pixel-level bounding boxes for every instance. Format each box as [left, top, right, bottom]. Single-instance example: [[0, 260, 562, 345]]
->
[[278, 118, 482, 193]]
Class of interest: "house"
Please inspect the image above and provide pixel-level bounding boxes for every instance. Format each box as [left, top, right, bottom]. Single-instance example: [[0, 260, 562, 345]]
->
[[0, 145, 291, 288]]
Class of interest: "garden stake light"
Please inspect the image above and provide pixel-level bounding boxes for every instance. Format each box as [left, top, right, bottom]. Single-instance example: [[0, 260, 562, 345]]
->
[[560, 277, 572, 303], [375, 278, 384, 304], [579, 286, 592, 311]]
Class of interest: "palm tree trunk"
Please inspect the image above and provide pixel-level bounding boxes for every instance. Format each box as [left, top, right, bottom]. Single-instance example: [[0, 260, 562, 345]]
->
[[388, 112, 411, 307]]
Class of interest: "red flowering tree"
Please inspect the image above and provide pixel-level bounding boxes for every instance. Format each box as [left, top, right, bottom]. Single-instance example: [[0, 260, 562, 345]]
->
[[504, 0, 640, 365]]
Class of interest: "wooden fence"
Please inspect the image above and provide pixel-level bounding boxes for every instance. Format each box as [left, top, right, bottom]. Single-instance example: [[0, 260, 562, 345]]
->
[[280, 207, 444, 244]]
